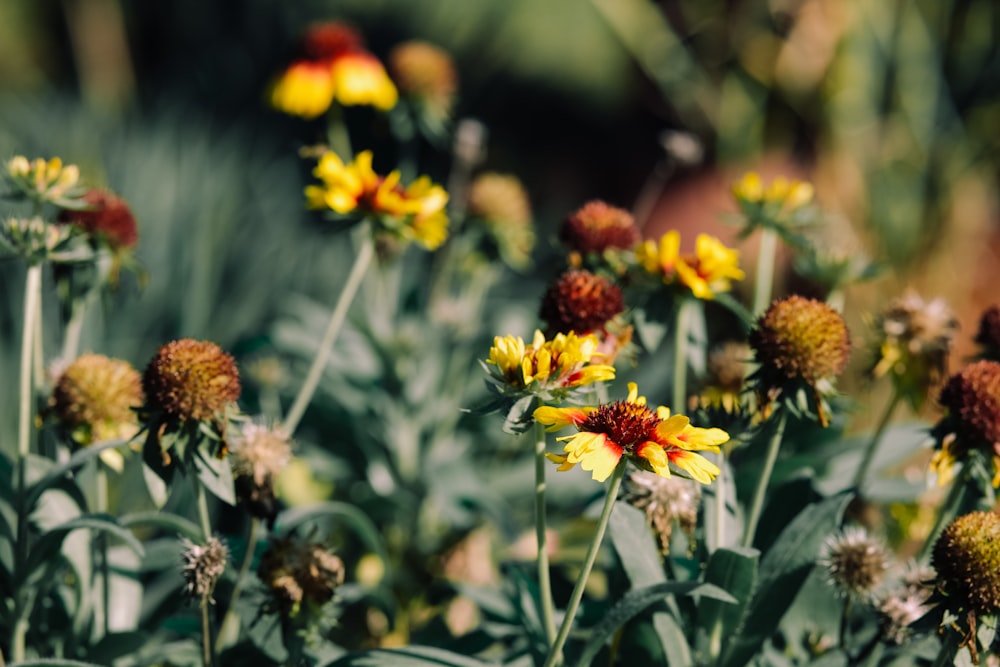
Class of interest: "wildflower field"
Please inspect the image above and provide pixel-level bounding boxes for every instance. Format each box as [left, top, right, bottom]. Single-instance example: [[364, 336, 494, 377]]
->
[[1, 1, 1000, 666]]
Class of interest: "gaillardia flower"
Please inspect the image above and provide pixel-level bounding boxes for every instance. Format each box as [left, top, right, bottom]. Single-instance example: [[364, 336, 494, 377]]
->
[[539, 270, 625, 337], [732, 171, 814, 213], [143, 339, 241, 423], [932, 511, 1000, 616], [636, 231, 745, 300], [486, 329, 615, 394], [748, 295, 850, 426], [467, 172, 534, 269], [5, 155, 84, 206], [869, 290, 958, 410], [258, 537, 346, 618], [930, 360, 1000, 486], [819, 526, 891, 601], [57, 188, 139, 251], [270, 60, 337, 119], [974, 304, 1000, 361], [50, 354, 144, 470], [534, 382, 726, 483], [560, 200, 639, 256], [305, 150, 449, 250]]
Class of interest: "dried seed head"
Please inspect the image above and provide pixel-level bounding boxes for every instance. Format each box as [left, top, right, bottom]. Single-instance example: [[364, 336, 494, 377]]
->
[[58, 188, 138, 250], [539, 270, 624, 336], [750, 296, 850, 384], [232, 422, 292, 520], [975, 305, 1000, 360], [467, 173, 532, 229], [819, 526, 891, 600], [258, 537, 346, 617], [143, 339, 241, 422], [938, 360, 1000, 451], [932, 511, 1000, 615], [559, 200, 639, 255], [622, 469, 701, 553], [50, 354, 143, 445], [388, 41, 457, 116], [181, 536, 228, 600]]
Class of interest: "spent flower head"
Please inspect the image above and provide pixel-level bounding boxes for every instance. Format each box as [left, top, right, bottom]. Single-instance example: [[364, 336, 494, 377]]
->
[[636, 231, 745, 300], [305, 149, 448, 251], [932, 511, 1000, 616], [466, 172, 534, 269], [748, 295, 850, 426], [869, 291, 958, 410], [819, 526, 891, 601], [622, 469, 701, 553], [232, 421, 292, 520], [930, 360, 1000, 486], [143, 339, 242, 424], [57, 188, 138, 251], [877, 562, 936, 645], [388, 41, 457, 121], [181, 536, 228, 601], [534, 382, 727, 483], [560, 200, 639, 263], [5, 155, 85, 207], [974, 305, 1000, 361], [539, 270, 625, 337], [258, 536, 346, 618]]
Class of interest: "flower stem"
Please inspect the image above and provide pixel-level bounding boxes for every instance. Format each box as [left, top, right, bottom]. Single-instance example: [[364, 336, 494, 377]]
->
[[851, 388, 902, 492], [713, 451, 727, 551], [96, 463, 111, 637], [542, 461, 627, 667], [742, 410, 788, 548], [200, 593, 214, 667], [17, 263, 42, 462], [326, 105, 353, 158], [193, 476, 213, 542], [919, 471, 967, 561], [216, 517, 260, 649], [534, 421, 557, 647], [672, 298, 691, 413], [283, 230, 375, 436], [752, 227, 777, 316]]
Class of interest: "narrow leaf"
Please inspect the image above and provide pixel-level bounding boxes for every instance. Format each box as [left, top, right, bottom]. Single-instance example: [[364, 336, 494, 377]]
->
[[697, 547, 759, 661], [119, 511, 203, 542], [24, 439, 128, 510], [324, 645, 488, 666], [28, 514, 145, 576]]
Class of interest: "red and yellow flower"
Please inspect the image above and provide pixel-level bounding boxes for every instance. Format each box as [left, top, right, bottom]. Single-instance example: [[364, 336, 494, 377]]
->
[[305, 150, 449, 250], [533, 383, 727, 483], [637, 231, 744, 300], [487, 329, 616, 392]]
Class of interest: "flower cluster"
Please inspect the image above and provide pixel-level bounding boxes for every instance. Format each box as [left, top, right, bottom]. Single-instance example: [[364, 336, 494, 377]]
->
[[636, 231, 745, 300], [5, 155, 85, 207], [485, 329, 615, 396], [534, 382, 727, 483], [731, 171, 814, 217], [305, 150, 449, 250], [271, 21, 397, 118]]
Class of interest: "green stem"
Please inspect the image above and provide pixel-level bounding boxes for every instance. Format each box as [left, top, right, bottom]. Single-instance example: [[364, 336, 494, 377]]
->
[[542, 462, 627, 667], [534, 421, 557, 647], [713, 451, 727, 551], [672, 298, 691, 413], [216, 517, 260, 649], [193, 476, 212, 541], [326, 105, 353, 158], [96, 463, 110, 637], [752, 227, 778, 316], [283, 230, 375, 436], [200, 593, 214, 667], [839, 596, 852, 652], [852, 388, 902, 491], [62, 299, 87, 362], [919, 471, 967, 561], [742, 410, 788, 548]]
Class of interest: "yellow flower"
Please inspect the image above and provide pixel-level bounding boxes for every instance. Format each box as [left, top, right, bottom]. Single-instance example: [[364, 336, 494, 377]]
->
[[732, 171, 813, 211], [270, 60, 337, 119], [535, 383, 726, 483], [305, 150, 376, 213], [486, 329, 615, 392], [6, 155, 82, 204], [637, 231, 744, 299], [331, 51, 398, 110]]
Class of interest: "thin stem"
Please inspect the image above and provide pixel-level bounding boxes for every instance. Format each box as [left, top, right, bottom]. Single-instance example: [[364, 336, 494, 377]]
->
[[283, 230, 375, 436], [919, 471, 967, 561], [742, 410, 788, 548], [839, 596, 852, 652], [62, 299, 88, 362], [752, 227, 778, 316], [713, 451, 726, 551], [672, 298, 690, 413], [326, 105, 353, 158], [534, 421, 557, 647], [216, 517, 260, 649], [852, 388, 902, 491], [96, 463, 110, 637], [18, 263, 42, 461], [200, 593, 214, 667], [32, 287, 44, 393], [193, 476, 213, 542], [542, 462, 627, 667]]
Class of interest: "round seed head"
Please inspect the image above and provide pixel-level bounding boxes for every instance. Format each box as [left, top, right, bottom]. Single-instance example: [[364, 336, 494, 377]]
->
[[938, 360, 1000, 451], [51, 354, 143, 445], [539, 270, 624, 336], [559, 200, 639, 255], [932, 511, 1000, 614], [143, 339, 241, 422], [750, 295, 850, 384]]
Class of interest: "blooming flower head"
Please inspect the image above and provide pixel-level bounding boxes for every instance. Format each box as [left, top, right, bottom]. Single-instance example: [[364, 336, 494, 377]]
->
[[5, 155, 84, 206], [143, 339, 241, 423], [388, 40, 457, 120], [305, 150, 449, 250], [534, 382, 726, 483], [560, 200, 639, 256], [539, 270, 625, 337], [975, 304, 1000, 361], [258, 537, 346, 618], [270, 21, 396, 118], [467, 172, 534, 269], [180, 536, 228, 601], [486, 329, 615, 395], [732, 171, 814, 213], [57, 188, 139, 251], [636, 231, 745, 300], [930, 360, 1000, 486], [869, 290, 958, 410], [748, 295, 850, 425], [819, 526, 891, 601]]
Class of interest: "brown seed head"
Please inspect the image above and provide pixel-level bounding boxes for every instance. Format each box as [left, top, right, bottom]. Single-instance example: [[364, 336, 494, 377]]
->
[[938, 360, 1000, 450], [467, 173, 532, 229], [181, 536, 228, 600], [750, 296, 850, 384], [58, 189, 139, 250], [259, 537, 346, 616], [820, 526, 890, 600], [539, 270, 624, 335], [388, 41, 457, 115], [559, 200, 639, 255], [932, 511, 1000, 614], [51, 354, 143, 444], [143, 339, 241, 422], [622, 469, 701, 553]]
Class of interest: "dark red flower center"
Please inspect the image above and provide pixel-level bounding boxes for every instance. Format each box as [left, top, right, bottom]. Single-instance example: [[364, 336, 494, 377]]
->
[[581, 401, 659, 452]]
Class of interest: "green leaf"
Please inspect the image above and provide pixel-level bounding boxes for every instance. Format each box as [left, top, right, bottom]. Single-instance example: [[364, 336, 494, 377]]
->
[[697, 547, 759, 660], [719, 492, 851, 667], [23, 439, 129, 510], [27, 514, 145, 577], [9, 660, 109, 666], [119, 511, 203, 542], [576, 582, 735, 667], [609, 504, 666, 588], [633, 294, 676, 353], [192, 447, 236, 505], [324, 645, 488, 666], [142, 461, 169, 509], [274, 502, 389, 564]]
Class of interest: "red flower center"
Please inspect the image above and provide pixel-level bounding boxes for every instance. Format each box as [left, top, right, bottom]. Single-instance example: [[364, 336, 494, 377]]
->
[[581, 401, 659, 452]]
